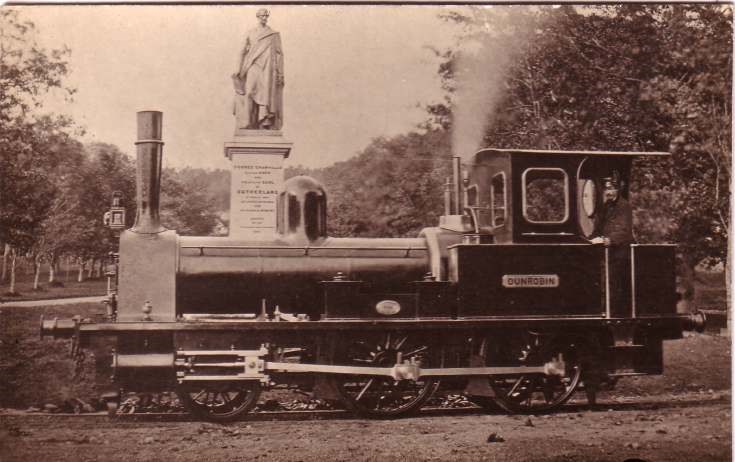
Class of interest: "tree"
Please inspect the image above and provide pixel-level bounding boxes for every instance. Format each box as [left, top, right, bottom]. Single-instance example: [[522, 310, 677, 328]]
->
[[167, 168, 230, 235], [286, 128, 452, 238], [644, 5, 731, 270], [0, 9, 74, 123], [66, 143, 135, 281], [34, 137, 91, 286], [0, 9, 77, 293], [160, 168, 222, 236]]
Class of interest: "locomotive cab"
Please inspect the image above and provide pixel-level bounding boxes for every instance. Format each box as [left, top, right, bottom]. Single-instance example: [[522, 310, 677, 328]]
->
[[454, 148, 677, 319], [464, 148, 651, 244]]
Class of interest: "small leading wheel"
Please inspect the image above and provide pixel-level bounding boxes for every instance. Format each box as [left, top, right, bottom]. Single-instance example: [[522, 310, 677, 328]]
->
[[490, 340, 582, 414], [331, 333, 439, 418], [178, 381, 261, 422]]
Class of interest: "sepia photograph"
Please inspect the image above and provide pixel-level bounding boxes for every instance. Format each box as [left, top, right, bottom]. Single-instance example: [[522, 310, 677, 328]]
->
[[0, 3, 731, 461]]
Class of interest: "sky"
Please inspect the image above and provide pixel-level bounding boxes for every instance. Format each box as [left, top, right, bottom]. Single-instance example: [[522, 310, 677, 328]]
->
[[16, 5, 463, 171]]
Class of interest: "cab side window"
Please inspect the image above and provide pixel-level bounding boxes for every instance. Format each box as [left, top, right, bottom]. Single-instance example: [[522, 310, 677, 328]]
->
[[522, 168, 569, 224], [490, 172, 506, 227]]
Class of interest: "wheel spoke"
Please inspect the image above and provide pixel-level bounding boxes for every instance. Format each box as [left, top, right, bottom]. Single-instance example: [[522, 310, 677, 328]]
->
[[192, 390, 207, 402], [507, 376, 525, 398], [401, 346, 427, 358], [355, 378, 375, 402]]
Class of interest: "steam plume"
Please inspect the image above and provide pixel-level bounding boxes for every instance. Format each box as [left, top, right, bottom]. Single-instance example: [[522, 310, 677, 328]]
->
[[450, 7, 536, 162]]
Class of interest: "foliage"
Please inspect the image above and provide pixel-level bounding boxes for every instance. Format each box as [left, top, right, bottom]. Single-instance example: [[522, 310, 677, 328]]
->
[[431, 5, 731, 268], [0, 9, 74, 122], [644, 6, 732, 267], [0, 10, 77, 251], [287, 128, 452, 238], [161, 167, 224, 236], [68, 143, 136, 258], [0, 115, 78, 251], [31, 135, 87, 269]]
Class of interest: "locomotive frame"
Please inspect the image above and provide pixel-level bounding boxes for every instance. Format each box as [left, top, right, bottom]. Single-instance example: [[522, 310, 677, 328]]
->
[[41, 111, 705, 421]]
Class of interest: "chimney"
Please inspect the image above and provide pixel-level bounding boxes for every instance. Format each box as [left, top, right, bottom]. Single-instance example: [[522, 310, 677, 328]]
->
[[131, 111, 166, 234]]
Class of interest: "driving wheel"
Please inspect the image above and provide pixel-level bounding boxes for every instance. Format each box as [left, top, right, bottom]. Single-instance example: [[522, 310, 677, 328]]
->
[[490, 339, 582, 414], [331, 333, 439, 418]]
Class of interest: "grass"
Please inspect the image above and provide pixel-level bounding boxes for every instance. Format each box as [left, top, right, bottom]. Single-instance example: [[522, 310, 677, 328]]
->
[[694, 269, 728, 309], [613, 333, 731, 397], [0, 268, 107, 303], [0, 303, 110, 409], [0, 302, 730, 410]]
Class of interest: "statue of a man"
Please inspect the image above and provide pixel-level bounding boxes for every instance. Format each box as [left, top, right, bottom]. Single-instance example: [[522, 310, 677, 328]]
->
[[232, 9, 284, 131]]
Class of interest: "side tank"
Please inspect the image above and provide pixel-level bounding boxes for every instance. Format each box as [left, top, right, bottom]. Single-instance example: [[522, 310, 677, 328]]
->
[[175, 176, 431, 315]]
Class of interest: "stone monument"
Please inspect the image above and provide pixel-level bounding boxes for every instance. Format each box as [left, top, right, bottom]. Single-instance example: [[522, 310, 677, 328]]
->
[[225, 8, 292, 240]]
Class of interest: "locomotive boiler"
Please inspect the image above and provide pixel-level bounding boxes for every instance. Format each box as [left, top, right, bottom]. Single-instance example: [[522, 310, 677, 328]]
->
[[42, 111, 705, 421]]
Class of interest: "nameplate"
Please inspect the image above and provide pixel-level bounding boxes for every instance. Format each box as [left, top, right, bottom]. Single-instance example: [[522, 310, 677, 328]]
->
[[502, 274, 559, 288]]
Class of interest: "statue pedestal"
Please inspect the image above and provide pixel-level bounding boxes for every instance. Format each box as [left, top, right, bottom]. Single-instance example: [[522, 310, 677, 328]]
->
[[225, 131, 292, 240]]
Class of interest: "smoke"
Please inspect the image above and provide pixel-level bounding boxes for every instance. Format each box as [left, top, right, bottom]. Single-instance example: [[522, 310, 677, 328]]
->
[[450, 7, 537, 162]]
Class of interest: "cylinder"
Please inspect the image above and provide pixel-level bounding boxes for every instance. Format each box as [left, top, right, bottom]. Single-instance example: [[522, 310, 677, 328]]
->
[[132, 111, 166, 234]]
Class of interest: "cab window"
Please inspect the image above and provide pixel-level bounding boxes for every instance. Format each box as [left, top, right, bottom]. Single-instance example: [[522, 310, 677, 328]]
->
[[490, 172, 506, 227], [465, 185, 478, 208], [522, 168, 569, 224]]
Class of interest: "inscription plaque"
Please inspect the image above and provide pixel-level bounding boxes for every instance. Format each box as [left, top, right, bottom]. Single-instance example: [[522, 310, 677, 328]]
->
[[229, 153, 283, 239]]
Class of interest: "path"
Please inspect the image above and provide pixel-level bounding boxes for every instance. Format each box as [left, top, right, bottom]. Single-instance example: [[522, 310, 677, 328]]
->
[[0, 296, 105, 308]]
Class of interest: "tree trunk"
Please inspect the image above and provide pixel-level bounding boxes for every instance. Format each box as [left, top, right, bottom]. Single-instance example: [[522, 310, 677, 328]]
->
[[726, 238, 731, 335], [87, 258, 94, 279], [33, 257, 41, 290], [78, 258, 85, 283], [48, 254, 56, 284], [94, 258, 102, 279], [1, 243, 9, 282], [65, 256, 70, 282], [9, 249, 17, 294], [23, 254, 33, 275]]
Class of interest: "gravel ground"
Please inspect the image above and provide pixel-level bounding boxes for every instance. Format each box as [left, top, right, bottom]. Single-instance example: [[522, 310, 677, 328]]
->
[[0, 391, 730, 462]]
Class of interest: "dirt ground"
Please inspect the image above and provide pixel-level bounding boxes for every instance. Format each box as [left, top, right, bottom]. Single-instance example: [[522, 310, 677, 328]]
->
[[0, 391, 730, 462]]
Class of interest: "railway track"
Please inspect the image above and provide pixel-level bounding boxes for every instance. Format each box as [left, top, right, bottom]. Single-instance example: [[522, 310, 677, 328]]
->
[[1, 406, 482, 422], [2, 392, 728, 422]]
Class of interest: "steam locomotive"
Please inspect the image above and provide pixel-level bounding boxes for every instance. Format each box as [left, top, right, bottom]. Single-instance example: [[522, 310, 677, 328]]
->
[[41, 111, 705, 421]]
